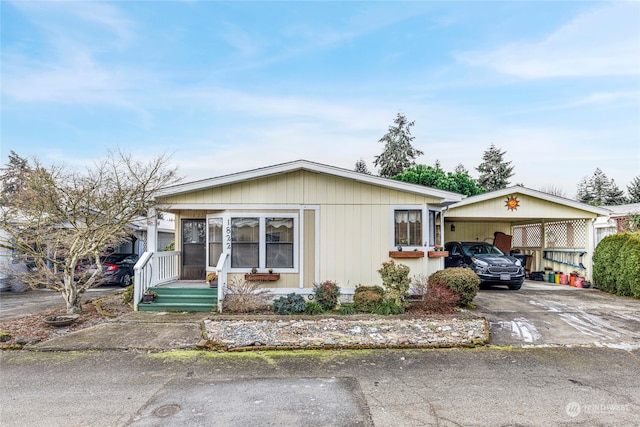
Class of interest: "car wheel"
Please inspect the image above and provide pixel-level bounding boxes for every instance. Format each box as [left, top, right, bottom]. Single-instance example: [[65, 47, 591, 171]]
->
[[508, 284, 522, 290], [121, 273, 132, 287]]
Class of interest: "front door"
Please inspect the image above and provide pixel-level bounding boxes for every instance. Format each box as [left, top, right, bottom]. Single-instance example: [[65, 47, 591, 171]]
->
[[182, 219, 205, 280]]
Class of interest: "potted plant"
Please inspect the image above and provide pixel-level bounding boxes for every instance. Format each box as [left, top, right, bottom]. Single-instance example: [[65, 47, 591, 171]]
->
[[268, 268, 273, 274], [206, 271, 218, 287], [142, 289, 157, 303], [251, 267, 258, 274]]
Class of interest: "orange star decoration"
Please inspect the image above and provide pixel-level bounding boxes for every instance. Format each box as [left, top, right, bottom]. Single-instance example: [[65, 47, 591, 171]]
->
[[505, 196, 520, 211]]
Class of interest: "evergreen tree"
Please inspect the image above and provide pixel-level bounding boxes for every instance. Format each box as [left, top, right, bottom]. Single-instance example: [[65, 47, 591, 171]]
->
[[354, 159, 371, 174], [373, 113, 423, 178], [475, 144, 514, 191], [454, 163, 468, 174], [576, 168, 627, 205], [627, 176, 640, 203], [0, 151, 32, 205]]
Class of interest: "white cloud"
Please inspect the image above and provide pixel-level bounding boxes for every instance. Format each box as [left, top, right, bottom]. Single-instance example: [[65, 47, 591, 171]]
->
[[457, 2, 640, 78]]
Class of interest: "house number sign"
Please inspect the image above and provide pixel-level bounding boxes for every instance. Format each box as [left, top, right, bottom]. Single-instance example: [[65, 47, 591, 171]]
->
[[225, 219, 232, 250]]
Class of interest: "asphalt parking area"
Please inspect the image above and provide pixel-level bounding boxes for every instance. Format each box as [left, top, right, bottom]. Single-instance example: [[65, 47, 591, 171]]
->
[[474, 281, 640, 349]]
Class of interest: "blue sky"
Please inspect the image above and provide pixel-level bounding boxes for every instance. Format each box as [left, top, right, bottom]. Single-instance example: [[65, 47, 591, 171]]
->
[[2, 1, 639, 198]]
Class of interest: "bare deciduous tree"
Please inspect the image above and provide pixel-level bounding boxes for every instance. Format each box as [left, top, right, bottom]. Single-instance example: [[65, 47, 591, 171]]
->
[[0, 151, 179, 313]]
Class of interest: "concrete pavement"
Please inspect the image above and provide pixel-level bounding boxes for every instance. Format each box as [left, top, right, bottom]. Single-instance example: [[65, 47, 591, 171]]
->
[[0, 285, 125, 321], [475, 281, 640, 349], [1, 346, 639, 426]]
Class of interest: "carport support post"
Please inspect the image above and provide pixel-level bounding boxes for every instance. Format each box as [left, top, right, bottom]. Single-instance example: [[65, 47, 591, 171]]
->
[[146, 208, 158, 253], [540, 220, 546, 271]]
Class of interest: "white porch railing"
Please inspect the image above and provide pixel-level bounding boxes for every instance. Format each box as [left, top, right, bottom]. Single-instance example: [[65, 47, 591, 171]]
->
[[210, 253, 229, 313], [133, 251, 180, 311]]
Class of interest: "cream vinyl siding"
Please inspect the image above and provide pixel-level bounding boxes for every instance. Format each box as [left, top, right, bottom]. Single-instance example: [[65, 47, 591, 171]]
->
[[159, 171, 440, 206], [303, 209, 316, 287], [160, 171, 443, 290], [227, 273, 300, 289], [444, 222, 512, 244]]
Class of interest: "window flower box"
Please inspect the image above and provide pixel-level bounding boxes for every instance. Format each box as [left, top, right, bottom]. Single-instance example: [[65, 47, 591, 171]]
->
[[245, 273, 280, 281], [388, 251, 424, 259], [427, 251, 449, 258]]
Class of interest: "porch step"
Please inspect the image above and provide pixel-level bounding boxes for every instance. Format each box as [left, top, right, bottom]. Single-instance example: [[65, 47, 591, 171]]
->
[[138, 287, 218, 312]]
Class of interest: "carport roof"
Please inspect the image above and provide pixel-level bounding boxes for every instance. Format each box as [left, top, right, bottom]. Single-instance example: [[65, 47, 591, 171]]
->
[[446, 185, 611, 221]]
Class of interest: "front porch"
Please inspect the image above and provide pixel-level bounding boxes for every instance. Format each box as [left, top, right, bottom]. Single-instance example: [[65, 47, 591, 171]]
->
[[133, 250, 228, 312]]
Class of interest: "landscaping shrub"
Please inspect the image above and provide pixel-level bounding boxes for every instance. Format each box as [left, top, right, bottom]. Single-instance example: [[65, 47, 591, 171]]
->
[[410, 274, 460, 314], [372, 300, 404, 315], [593, 233, 629, 294], [313, 280, 341, 311], [423, 280, 460, 314], [377, 260, 411, 308], [428, 268, 479, 307], [353, 285, 385, 313], [304, 301, 324, 315], [337, 303, 357, 315], [273, 293, 306, 315], [618, 233, 640, 298], [224, 277, 273, 313]]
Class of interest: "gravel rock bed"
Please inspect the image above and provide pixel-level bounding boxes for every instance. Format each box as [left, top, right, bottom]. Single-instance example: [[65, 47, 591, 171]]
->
[[203, 317, 488, 350]]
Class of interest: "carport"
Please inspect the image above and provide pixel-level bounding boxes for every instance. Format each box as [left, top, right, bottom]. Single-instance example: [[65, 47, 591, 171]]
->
[[442, 186, 611, 281]]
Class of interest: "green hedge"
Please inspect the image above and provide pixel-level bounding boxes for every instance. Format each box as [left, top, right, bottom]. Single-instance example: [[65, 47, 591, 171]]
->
[[593, 232, 640, 297]]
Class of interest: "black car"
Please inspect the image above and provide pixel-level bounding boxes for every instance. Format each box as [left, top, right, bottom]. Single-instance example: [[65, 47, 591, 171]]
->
[[444, 242, 524, 290], [99, 253, 139, 286]]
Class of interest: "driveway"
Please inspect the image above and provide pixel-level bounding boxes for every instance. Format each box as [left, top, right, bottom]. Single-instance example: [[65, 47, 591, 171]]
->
[[0, 286, 125, 321], [474, 281, 640, 349]]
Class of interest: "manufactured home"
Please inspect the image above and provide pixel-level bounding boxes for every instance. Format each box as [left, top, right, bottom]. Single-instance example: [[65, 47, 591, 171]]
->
[[134, 160, 610, 310]]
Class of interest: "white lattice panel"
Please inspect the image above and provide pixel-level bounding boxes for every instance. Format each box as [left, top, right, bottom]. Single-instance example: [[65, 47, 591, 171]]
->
[[545, 220, 586, 249], [512, 224, 542, 247]]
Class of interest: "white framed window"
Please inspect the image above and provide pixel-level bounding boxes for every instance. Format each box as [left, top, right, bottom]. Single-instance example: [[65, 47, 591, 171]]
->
[[428, 208, 443, 247], [208, 213, 298, 272], [394, 209, 423, 246], [390, 205, 443, 250], [391, 206, 425, 249]]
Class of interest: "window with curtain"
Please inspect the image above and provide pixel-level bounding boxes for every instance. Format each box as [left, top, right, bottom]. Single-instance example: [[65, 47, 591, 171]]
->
[[208, 217, 223, 267], [226, 214, 298, 271], [394, 210, 422, 246], [266, 218, 294, 268], [231, 217, 259, 268]]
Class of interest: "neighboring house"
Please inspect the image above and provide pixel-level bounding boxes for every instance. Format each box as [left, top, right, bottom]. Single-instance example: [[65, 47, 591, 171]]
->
[[137, 160, 463, 307], [116, 215, 175, 255], [444, 187, 611, 279], [594, 203, 640, 245]]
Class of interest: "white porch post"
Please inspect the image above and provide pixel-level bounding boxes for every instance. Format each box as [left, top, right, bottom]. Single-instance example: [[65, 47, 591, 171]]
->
[[147, 208, 158, 252]]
